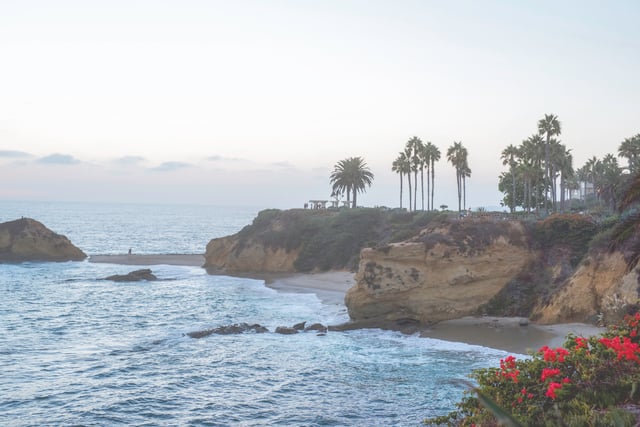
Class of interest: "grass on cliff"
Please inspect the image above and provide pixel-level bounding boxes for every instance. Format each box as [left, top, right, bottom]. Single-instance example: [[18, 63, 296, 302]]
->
[[235, 208, 446, 272]]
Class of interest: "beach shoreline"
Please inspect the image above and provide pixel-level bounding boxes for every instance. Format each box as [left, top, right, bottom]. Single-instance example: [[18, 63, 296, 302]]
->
[[88, 253, 604, 354]]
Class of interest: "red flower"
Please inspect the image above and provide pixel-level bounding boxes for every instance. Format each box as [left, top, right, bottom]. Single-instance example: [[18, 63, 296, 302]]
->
[[546, 382, 563, 399], [541, 368, 561, 381], [575, 337, 589, 349]]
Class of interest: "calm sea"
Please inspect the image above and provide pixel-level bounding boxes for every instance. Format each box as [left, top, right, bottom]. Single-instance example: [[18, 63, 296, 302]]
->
[[0, 200, 509, 426]]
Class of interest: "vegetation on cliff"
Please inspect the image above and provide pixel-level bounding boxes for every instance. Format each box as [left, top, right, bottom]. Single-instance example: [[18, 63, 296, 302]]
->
[[233, 208, 445, 272]]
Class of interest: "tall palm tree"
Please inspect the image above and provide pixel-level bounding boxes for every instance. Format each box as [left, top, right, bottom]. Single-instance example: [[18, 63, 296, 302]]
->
[[418, 142, 430, 211], [403, 146, 413, 211], [405, 136, 424, 212], [447, 141, 468, 215], [426, 142, 441, 211], [501, 144, 519, 213], [520, 134, 545, 213], [392, 151, 411, 209], [538, 114, 562, 213], [330, 157, 374, 208]]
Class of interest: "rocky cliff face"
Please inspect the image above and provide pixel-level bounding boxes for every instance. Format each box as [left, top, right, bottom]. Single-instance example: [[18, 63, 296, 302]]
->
[[204, 235, 299, 273], [533, 251, 640, 325], [345, 219, 535, 324], [0, 218, 86, 262]]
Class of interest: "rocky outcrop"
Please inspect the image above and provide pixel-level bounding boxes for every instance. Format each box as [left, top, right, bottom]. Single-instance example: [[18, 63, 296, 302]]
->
[[345, 219, 535, 325], [204, 235, 299, 273], [533, 252, 640, 324], [187, 323, 269, 338], [104, 269, 158, 282], [0, 218, 86, 262]]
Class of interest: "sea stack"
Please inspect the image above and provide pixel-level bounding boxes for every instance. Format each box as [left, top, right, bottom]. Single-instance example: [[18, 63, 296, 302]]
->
[[0, 217, 87, 262]]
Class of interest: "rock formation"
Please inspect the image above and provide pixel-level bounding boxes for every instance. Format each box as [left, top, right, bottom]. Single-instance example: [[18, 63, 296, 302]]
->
[[345, 219, 535, 325], [204, 235, 299, 273], [0, 218, 86, 262], [104, 269, 158, 282]]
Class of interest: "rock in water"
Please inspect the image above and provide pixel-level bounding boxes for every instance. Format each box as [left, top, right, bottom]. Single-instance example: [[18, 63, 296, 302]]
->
[[0, 218, 86, 262], [187, 323, 269, 338], [275, 326, 299, 335], [104, 269, 158, 282]]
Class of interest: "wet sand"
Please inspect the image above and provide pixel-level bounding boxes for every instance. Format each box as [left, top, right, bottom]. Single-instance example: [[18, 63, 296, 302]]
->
[[88, 254, 605, 353], [89, 254, 204, 266]]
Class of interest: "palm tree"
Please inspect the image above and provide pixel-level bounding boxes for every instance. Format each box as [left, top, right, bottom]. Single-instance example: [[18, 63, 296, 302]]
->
[[618, 134, 640, 174], [501, 144, 519, 213], [419, 143, 431, 211], [403, 146, 413, 211], [405, 136, 423, 212], [392, 151, 411, 209], [538, 114, 562, 213], [329, 157, 374, 208], [426, 142, 441, 211], [447, 141, 468, 215]]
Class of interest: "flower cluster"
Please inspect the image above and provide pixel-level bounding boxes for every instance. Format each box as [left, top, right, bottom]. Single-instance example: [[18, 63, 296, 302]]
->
[[497, 355, 519, 383], [599, 336, 640, 362]]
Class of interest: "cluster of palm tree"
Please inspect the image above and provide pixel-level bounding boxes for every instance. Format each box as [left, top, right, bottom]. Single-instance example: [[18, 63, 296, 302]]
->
[[446, 141, 471, 214], [499, 113, 639, 214], [390, 137, 442, 212], [329, 156, 374, 208]]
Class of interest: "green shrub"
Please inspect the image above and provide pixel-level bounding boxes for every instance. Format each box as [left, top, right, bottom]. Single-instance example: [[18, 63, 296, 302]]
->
[[424, 313, 640, 426]]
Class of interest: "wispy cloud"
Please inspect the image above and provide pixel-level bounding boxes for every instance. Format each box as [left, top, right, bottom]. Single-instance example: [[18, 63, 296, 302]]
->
[[37, 153, 80, 165], [0, 150, 33, 158], [151, 161, 192, 172], [271, 161, 294, 168], [207, 155, 245, 162], [111, 156, 146, 166]]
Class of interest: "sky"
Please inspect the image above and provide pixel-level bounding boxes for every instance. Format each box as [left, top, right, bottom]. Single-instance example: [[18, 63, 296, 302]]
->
[[1, 0, 639, 210]]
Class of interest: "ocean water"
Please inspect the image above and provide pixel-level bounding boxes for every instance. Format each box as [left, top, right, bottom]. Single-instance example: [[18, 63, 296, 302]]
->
[[0, 201, 510, 426]]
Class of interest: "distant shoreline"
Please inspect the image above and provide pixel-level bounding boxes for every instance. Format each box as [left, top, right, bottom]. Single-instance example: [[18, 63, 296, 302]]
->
[[87, 253, 604, 354]]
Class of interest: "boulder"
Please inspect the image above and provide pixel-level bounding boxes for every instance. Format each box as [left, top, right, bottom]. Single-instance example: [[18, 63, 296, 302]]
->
[[304, 323, 328, 333], [104, 269, 158, 282], [0, 218, 86, 262], [275, 326, 299, 335], [187, 323, 269, 338]]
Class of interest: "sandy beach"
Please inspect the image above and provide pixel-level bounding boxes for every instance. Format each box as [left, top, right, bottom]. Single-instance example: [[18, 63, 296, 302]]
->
[[88, 254, 605, 353], [89, 254, 205, 266]]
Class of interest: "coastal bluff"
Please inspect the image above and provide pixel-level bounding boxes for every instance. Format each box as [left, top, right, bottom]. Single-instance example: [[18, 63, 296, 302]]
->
[[345, 219, 534, 324], [0, 218, 86, 262], [204, 208, 640, 327]]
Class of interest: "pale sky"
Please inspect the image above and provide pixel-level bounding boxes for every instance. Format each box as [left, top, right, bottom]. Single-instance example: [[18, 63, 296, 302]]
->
[[1, 0, 639, 210]]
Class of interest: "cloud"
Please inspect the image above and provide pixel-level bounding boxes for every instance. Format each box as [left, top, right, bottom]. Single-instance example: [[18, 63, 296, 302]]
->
[[0, 150, 33, 158], [150, 161, 192, 172], [37, 153, 80, 165], [206, 155, 245, 162], [270, 161, 294, 168], [111, 156, 146, 166]]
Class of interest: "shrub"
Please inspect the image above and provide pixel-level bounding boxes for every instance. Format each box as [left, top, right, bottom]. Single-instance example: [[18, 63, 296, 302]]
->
[[424, 313, 640, 426]]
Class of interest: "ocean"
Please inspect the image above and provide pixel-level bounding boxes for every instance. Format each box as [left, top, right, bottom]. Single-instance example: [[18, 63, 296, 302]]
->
[[0, 201, 510, 426]]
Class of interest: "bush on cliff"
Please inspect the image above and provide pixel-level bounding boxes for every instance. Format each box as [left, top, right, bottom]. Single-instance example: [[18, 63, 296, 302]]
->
[[235, 208, 447, 272], [424, 313, 640, 426]]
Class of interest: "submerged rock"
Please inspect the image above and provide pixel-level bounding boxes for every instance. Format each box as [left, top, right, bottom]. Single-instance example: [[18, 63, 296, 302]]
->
[[104, 269, 158, 282], [275, 326, 299, 335], [187, 323, 269, 338], [304, 323, 328, 333], [0, 217, 86, 262]]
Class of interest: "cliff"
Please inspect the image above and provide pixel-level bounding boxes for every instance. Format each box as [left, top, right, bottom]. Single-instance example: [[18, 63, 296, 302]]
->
[[0, 218, 87, 262], [345, 219, 535, 324], [204, 208, 442, 274]]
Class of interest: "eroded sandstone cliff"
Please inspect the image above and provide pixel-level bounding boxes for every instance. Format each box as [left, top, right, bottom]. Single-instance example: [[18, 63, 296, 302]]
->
[[345, 219, 535, 324], [0, 218, 86, 262]]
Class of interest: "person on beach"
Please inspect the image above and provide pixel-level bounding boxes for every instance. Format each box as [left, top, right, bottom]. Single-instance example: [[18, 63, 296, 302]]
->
[[128, 248, 132, 255]]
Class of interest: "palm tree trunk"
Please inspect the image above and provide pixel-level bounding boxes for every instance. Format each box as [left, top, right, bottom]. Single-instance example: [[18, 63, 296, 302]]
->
[[414, 171, 418, 212], [399, 172, 403, 209], [407, 174, 412, 212], [457, 170, 462, 215], [463, 175, 467, 211], [352, 187, 357, 209], [511, 167, 516, 213], [420, 168, 424, 211], [431, 160, 435, 212]]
